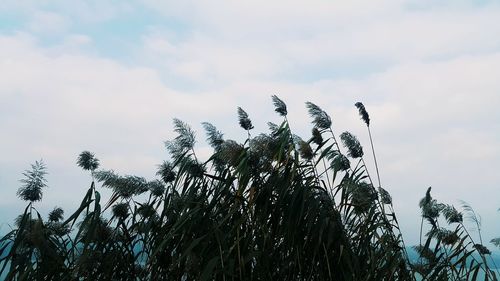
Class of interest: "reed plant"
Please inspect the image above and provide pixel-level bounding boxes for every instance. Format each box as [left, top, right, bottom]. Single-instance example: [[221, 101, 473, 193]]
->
[[0, 97, 496, 280], [414, 188, 498, 280]]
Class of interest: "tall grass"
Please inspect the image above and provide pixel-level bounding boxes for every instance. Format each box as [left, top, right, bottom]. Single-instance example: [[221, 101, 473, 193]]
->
[[414, 188, 498, 280], [0, 97, 496, 280]]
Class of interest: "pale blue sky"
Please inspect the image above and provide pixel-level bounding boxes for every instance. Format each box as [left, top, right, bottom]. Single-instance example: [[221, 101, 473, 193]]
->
[[1, 0, 500, 247]]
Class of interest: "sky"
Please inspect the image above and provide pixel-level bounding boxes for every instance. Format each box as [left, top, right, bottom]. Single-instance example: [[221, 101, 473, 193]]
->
[[0, 0, 499, 247]]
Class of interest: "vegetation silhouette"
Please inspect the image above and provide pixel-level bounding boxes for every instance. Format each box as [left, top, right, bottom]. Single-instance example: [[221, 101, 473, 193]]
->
[[0, 97, 497, 280]]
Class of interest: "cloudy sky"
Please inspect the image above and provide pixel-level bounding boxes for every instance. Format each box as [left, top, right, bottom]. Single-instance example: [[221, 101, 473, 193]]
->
[[1, 0, 499, 246]]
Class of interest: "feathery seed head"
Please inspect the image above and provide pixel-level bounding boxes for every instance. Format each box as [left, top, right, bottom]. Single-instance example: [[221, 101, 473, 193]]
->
[[474, 244, 491, 255], [442, 205, 463, 224], [298, 140, 314, 161], [171, 118, 196, 152], [268, 122, 284, 138], [268, 122, 278, 133], [122, 175, 149, 197], [355, 102, 370, 127], [237, 107, 254, 131], [330, 153, 350, 171], [249, 134, 274, 170], [47, 221, 71, 236], [157, 161, 176, 183], [95, 170, 149, 198], [94, 170, 119, 187], [249, 134, 274, 158], [185, 159, 205, 178], [202, 122, 224, 149], [430, 228, 459, 245], [350, 181, 377, 214], [17, 160, 48, 202], [77, 151, 100, 171], [306, 102, 332, 129], [340, 132, 364, 158], [421, 187, 432, 207], [311, 128, 323, 145], [112, 202, 130, 219], [491, 238, 500, 248], [137, 203, 156, 218], [48, 207, 64, 222], [271, 95, 287, 116], [220, 140, 244, 167], [148, 179, 166, 197], [419, 188, 443, 221], [378, 187, 392, 205]]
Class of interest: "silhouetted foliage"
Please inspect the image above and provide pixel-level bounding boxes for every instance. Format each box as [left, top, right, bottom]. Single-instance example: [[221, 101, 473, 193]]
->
[[0, 97, 497, 280], [77, 151, 100, 172], [237, 106, 254, 131], [355, 102, 370, 127], [16, 160, 47, 202]]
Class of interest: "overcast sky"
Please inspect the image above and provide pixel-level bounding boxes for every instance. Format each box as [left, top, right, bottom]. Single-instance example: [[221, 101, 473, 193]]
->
[[0, 0, 499, 247]]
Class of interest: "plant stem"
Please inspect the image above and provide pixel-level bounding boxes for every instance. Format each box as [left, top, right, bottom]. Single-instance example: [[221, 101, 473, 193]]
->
[[367, 126, 381, 188]]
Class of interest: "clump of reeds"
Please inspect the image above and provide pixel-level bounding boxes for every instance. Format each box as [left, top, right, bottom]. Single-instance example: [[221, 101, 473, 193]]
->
[[0, 97, 496, 281], [414, 187, 498, 280]]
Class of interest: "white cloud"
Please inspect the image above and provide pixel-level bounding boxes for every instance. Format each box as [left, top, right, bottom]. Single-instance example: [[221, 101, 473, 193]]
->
[[0, 34, 186, 210], [138, 0, 500, 91], [1, 0, 135, 23], [27, 11, 69, 34], [143, 35, 177, 55]]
